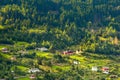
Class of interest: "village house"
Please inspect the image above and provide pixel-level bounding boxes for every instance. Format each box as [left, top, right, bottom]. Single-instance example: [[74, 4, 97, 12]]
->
[[73, 61, 80, 65], [1, 48, 9, 53], [28, 68, 40, 73], [62, 50, 74, 55], [17, 50, 28, 55], [29, 74, 36, 79], [110, 75, 118, 79], [91, 66, 98, 72], [35, 47, 48, 52], [102, 67, 109, 74], [10, 56, 16, 61]]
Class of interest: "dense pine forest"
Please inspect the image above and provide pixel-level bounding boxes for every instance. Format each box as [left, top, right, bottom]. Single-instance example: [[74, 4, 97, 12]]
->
[[0, 0, 120, 80], [0, 0, 120, 54]]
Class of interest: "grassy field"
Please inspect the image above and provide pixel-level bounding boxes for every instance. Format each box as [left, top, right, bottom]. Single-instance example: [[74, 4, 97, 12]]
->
[[0, 53, 12, 59], [52, 65, 71, 71], [17, 66, 29, 72], [17, 77, 29, 80], [0, 25, 4, 29], [0, 44, 10, 49], [36, 51, 53, 58], [14, 42, 29, 46]]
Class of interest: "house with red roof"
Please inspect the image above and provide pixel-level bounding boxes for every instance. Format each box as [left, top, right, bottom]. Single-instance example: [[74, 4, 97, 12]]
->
[[102, 67, 109, 74], [29, 74, 36, 79], [62, 50, 74, 55]]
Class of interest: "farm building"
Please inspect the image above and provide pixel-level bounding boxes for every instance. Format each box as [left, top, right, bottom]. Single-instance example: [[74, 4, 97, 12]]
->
[[35, 47, 48, 52], [102, 67, 109, 74], [28, 68, 41, 73], [91, 66, 98, 71]]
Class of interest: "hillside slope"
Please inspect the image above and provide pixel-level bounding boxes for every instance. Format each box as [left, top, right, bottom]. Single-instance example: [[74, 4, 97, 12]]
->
[[0, 0, 120, 54]]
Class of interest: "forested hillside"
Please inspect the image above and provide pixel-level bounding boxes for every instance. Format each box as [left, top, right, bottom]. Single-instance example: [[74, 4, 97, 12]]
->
[[0, 0, 120, 54]]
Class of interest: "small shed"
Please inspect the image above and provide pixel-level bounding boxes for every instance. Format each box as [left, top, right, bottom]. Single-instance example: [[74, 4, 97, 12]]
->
[[10, 56, 16, 61], [35, 47, 48, 52], [91, 66, 98, 71], [28, 68, 40, 73], [73, 61, 80, 65]]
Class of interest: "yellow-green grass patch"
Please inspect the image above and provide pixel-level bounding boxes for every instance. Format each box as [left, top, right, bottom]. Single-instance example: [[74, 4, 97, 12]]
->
[[15, 42, 29, 46], [28, 29, 46, 34], [52, 65, 71, 71], [17, 77, 29, 80], [70, 55, 87, 64], [0, 25, 4, 29], [36, 51, 53, 58], [0, 44, 11, 50], [0, 53, 12, 59], [17, 66, 29, 72], [39, 65, 52, 72]]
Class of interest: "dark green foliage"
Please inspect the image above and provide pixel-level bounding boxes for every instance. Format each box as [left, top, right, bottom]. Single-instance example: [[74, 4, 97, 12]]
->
[[24, 52, 36, 58], [0, 0, 120, 53], [53, 54, 65, 63], [44, 73, 56, 80]]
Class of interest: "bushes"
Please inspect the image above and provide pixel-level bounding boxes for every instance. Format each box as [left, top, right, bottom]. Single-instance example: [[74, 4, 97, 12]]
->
[[0, 39, 14, 44], [23, 52, 36, 58]]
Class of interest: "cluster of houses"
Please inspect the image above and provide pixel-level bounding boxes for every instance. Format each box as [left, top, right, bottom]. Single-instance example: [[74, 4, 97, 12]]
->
[[72, 62, 111, 75], [92, 66, 109, 74], [27, 66, 117, 79], [62, 49, 83, 55], [92, 66, 118, 79], [1, 47, 84, 56], [0, 47, 118, 79], [0, 47, 49, 54]]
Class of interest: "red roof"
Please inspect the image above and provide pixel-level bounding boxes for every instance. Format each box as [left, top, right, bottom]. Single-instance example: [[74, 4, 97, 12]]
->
[[30, 74, 35, 79], [62, 50, 74, 54], [102, 67, 109, 71]]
